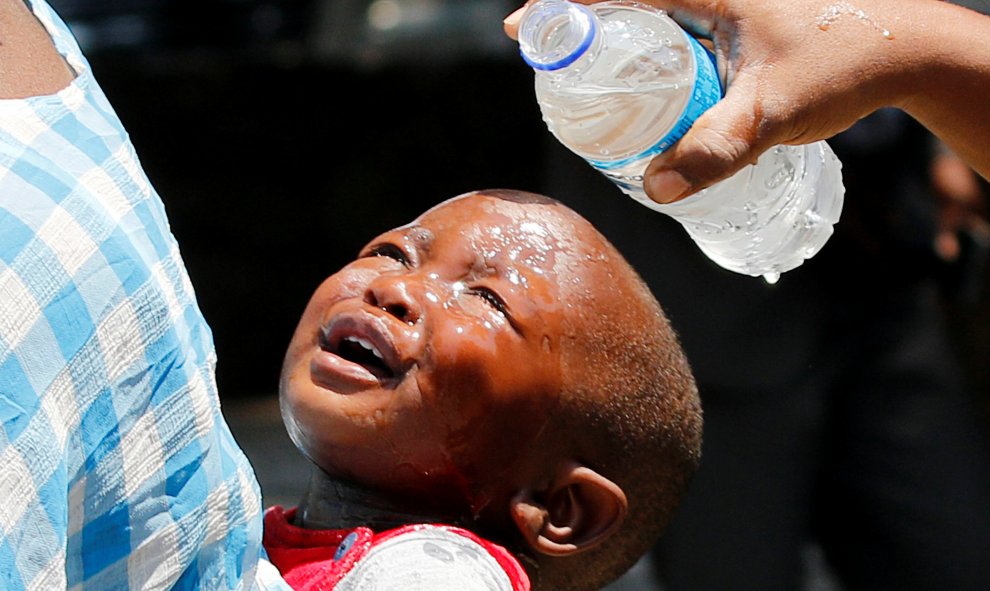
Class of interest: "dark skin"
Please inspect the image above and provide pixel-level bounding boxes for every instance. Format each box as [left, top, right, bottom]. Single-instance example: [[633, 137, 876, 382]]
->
[[280, 191, 629, 559]]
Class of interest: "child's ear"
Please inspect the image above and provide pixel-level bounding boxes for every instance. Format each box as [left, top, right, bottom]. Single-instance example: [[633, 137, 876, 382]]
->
[[509, 460, 627, 556]]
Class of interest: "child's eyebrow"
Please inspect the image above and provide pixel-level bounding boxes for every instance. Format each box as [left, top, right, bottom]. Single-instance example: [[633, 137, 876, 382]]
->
[[403, 227, 434, 255]]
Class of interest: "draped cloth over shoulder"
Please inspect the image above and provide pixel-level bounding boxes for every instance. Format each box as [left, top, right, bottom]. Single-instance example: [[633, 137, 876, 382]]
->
[[0, 2, 288, 588]]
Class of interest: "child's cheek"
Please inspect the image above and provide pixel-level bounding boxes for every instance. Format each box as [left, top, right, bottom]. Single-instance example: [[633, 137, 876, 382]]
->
[[309, 266, 382, 309]]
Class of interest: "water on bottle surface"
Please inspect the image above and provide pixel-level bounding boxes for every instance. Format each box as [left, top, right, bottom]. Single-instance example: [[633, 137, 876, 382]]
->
[[645, 143, 843, 278]]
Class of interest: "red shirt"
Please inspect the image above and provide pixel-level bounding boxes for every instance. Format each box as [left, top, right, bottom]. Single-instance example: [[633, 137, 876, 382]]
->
[[264, 506, 531, 591]]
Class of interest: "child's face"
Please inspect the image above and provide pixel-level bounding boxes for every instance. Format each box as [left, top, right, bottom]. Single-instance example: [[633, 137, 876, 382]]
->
[[280, 192, 585, 514]]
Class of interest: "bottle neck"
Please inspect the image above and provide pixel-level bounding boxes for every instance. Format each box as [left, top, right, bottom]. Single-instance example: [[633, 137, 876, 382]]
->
[[518, 0, 600, 72]]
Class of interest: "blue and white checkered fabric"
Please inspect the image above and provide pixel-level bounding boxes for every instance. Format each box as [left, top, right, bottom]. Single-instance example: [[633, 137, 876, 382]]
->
[[0, 2, 289, 589]]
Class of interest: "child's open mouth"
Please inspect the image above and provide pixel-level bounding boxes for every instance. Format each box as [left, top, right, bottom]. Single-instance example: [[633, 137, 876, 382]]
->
[[332, 335, 396, 380], [313, 312, 404, 389]]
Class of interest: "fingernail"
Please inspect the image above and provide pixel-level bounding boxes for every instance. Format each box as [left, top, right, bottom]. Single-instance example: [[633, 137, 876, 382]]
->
[[647, 170, 691, 203], [503, 6, 525, 28]]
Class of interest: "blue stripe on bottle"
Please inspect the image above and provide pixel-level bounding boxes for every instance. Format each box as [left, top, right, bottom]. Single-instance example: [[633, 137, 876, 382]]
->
[[587, 32, 722, 170]]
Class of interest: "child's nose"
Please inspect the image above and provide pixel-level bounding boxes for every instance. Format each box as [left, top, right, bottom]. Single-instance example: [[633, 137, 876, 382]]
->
[[365, 276, 421, 325]]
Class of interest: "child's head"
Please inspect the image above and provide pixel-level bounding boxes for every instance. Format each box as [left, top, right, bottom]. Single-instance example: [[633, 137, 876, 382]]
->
[[279, 189, 702, 590]]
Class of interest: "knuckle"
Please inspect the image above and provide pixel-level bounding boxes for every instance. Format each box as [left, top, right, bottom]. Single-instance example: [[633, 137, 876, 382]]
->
[[682, 124, 755, 172]]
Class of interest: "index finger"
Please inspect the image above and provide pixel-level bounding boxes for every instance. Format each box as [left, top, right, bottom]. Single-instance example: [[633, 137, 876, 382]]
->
[[502, 1, 535, 39]]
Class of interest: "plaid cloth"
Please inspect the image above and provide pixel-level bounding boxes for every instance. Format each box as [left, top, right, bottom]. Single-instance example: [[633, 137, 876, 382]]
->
[[0, 2, 289, 589]]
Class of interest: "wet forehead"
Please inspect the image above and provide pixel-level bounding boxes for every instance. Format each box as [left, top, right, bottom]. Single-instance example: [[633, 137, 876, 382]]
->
[[409, 195, 570, 279]]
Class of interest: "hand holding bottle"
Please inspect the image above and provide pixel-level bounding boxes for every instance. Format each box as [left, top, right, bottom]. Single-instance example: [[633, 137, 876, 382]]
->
[[505, 0, 990, 203], [515, 0, 844, 280]]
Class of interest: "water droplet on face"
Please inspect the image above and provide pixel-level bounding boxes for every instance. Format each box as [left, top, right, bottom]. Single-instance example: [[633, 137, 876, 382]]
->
[[763, 272, 781, 284]]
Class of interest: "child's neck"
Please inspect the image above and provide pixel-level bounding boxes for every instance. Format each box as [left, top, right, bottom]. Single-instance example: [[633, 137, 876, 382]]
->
[[295, 470, 460, 531]]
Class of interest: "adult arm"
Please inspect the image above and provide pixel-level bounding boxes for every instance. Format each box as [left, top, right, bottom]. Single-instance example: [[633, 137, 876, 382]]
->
[[505, 0, 990, 203]]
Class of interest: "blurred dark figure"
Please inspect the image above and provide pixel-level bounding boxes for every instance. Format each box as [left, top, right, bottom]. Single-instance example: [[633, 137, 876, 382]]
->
[[544, 108, 990, 590]]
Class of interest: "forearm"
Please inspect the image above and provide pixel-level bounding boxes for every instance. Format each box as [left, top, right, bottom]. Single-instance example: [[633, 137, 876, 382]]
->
[[894, 0, 990, 180]]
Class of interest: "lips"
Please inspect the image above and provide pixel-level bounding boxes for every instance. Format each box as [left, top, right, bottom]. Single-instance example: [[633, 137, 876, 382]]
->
[[310, 311, 405, 393]]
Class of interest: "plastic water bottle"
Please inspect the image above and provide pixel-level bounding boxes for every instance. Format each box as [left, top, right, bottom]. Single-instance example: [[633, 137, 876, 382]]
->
[[517, 0, 845, 281]]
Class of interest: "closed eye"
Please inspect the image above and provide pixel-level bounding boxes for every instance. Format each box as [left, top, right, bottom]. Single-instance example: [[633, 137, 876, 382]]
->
[[365, 243, 409, 266], [469, 287, 509, 318]]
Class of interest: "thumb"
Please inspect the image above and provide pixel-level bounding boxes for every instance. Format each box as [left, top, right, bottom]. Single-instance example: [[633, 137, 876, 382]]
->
[[643, 91, 769, 203]]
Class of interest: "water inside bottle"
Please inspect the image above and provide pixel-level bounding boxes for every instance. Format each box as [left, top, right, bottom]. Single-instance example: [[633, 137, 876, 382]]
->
[[533, 4, 695, 163]]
